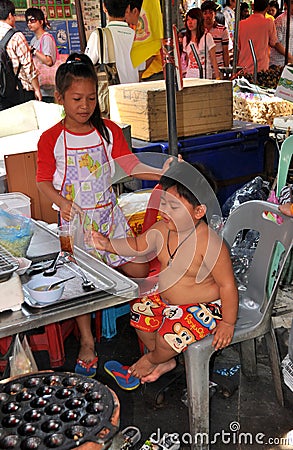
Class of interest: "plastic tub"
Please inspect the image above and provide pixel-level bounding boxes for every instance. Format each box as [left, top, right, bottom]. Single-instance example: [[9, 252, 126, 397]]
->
[[0, 192, 31, 217]]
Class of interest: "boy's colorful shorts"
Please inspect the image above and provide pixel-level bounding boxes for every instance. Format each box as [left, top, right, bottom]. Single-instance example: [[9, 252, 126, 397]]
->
[[130, 293, 222, 353]]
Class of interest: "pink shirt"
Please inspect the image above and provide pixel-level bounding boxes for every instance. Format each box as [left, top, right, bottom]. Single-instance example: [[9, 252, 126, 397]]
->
[[238, 13, 278, 73]]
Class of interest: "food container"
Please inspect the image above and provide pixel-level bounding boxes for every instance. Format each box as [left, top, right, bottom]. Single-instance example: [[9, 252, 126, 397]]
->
[[0, 192, 31, 217], [26, 276, 65, 304], [0, 371, 120, 449]]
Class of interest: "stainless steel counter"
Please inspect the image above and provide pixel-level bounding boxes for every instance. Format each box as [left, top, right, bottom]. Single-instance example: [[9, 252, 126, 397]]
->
[[0, 220, 139, 339]]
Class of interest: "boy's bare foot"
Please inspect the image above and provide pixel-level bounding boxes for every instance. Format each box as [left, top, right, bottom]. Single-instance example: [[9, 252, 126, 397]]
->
[[128, 354, 156, 380], [141, 358, 176, 383], [129, 356, 177, 383]]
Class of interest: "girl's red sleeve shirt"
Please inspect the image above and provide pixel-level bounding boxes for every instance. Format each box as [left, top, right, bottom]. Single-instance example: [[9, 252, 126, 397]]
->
[[36, 120, 140, 183]]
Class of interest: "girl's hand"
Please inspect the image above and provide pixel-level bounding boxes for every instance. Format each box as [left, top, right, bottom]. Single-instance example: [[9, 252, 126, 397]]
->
[[60, 198, 83, 222], [211, 321, 235, 351], [162, 154, 183, 174], [84, 230, 109, 251]]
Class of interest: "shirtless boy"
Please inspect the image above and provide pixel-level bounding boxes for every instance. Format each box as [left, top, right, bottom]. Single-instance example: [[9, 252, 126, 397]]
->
[[86, 163, 239, 383]]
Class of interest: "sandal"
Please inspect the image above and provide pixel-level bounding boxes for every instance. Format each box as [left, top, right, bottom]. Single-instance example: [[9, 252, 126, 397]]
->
[[104, 360, 140, 390], [75, 355, 98, 378]]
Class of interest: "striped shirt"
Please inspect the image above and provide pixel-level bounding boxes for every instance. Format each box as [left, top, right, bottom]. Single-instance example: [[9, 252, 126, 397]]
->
[[208, 23, 229, 68], [0, 22, 38, 92], [269, 12, 293, 67]]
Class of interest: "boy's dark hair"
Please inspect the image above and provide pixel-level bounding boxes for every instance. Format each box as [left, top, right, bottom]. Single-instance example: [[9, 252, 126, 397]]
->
[[25, 7, 46, 28], [160, 162, 217, 208], [253, 0, 269, 11], [103, 0, 130, 18], [129, 0, 143, 12], [201, 1, 217, 12], [0, 0, 15, 20], [56, 53, 110, 142]]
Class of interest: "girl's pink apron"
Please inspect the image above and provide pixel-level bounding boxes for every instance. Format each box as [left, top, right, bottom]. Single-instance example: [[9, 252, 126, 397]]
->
[[60, 128, 133, 267]]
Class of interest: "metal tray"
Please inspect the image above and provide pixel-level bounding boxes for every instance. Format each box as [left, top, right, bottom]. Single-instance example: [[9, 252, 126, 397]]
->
[[22, 261, 116, 309]]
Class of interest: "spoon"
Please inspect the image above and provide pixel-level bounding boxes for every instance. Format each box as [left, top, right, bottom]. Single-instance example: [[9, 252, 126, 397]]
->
[[43, 252, 61, 277], [45, 276, 76, 291], [68, 265, 96, 292]]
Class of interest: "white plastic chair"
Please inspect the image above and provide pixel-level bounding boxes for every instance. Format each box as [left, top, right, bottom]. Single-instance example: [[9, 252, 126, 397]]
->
[[276, 134, 293, 197], [184, 200, 293, 450]]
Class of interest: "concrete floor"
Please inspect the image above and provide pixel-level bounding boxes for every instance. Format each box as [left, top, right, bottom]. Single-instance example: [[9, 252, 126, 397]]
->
[[31, 284, 293, 450]]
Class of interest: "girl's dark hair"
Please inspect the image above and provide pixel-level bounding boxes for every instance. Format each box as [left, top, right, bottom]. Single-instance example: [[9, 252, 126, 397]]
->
[[268, 0, 281, 16], [185, 8, 205, 45], [55, 53, 109, 142]]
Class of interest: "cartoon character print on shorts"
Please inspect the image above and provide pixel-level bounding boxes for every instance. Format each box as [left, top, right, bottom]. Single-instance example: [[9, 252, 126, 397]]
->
[[187, 302, 222, 331], [130, 294, 164, 333], [160, 302, 222, 353]]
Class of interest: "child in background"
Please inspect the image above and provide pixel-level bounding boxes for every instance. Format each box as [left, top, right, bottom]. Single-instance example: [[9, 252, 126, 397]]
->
[[178, 28, 188, 77], [36, 52, 176, 377], [87, 163, 239, 383]]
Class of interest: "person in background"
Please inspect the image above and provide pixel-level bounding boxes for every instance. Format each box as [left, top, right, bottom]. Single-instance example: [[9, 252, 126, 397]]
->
[[183, 7, 220, 80], [240, 1, 250, 20], [0, 0, 41, 110], [141, 51, 164, 82], [85, 0, 144, 84], [268, 0, 281, 17], [201, 0, 230, 73], [223, 0, 236, 42], [178, 28, 188, 77], [25, 7, 57, 103], [36, 53, 177, 378], [269, 0, 293, 66], [238, 0, 292, 73]]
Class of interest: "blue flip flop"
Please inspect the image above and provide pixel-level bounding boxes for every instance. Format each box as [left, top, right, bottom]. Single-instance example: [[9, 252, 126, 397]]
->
[[75, 356, 99, 378], [104, 360, 140, 390]]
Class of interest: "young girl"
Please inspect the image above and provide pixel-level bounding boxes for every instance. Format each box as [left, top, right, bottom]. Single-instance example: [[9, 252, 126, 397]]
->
[[25, 7, 57, 102], [36, 53, 175, 377], [183, 8, 220, 80]]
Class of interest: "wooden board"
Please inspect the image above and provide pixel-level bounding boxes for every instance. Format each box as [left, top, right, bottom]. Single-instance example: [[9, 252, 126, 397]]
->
[[109, 78, 233, 141], [4, 151, 58, 224]]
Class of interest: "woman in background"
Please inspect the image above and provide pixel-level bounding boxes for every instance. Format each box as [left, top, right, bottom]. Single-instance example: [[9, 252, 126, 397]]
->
[[25, 7, 57, 102], [268, 0, 281, 17], [183, 8, 220, 79]]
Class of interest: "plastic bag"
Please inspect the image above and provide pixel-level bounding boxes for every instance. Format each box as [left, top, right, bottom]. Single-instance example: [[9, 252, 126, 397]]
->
[[9, 334, 38, 377], [0, 209, 33, 257], [222, 176, 270, 217]]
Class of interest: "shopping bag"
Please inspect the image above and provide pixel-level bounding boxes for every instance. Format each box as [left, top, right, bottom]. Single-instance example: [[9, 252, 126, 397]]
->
[[9, 334, 38, 377], [34, 34, 68, 89], [275, 65, 293, 103], [95, 28, 120, 118]]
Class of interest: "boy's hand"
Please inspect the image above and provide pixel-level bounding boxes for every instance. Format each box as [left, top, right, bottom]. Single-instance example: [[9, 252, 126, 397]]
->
[[211, 321, 235, 351], [85, 230, 109, 251]]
